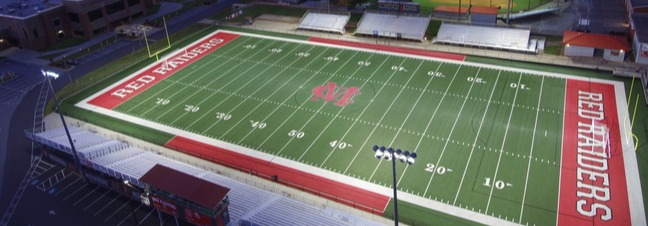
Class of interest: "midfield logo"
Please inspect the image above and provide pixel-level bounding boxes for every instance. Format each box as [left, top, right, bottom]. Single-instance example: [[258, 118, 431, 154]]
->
[[311, 82, 361, 106]]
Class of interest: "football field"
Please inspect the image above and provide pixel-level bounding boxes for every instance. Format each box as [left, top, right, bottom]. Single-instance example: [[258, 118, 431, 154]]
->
[[77, 30, 644, 225]]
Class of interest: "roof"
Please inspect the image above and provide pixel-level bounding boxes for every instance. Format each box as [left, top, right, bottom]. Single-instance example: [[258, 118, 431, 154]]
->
[[630, 0, 648, 8], [434, 5, 469, 14], [471, 6, 499, 15], [139, 164, 230, 209], [632, 14, 648, 43], [0, 0, 62, 18], [562, 31, 630, 51], [435, 23, 534, 52]]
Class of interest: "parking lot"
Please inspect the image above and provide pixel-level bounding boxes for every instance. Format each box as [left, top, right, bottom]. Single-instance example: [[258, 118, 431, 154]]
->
[[10, 157, 191, 226]]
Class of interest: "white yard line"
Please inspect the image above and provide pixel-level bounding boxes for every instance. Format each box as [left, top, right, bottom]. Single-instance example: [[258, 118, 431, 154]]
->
[[452, 70, 501, 204], [518, 76, 545, 223], [422, 68, 481, 197], [181, 42, 307, 130], [554, 80, 567, 225], [270, 51, 365, 158], [166, 41, 294, 125], [221, 46, 333, 141], [319, 57, 404, 169], [393, 63, 443, 187], [199, 44, 317, 134], [125, 37, 261, 116], [240, 48, 348, 151], [485, 73, 523, 213], [294, 52, 375, 161], [366, 60, 425, 181]]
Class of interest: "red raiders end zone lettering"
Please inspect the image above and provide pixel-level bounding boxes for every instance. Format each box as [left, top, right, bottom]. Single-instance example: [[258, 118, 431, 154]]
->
[[558, 79, 630, 225], [87, 32, 239, 109]]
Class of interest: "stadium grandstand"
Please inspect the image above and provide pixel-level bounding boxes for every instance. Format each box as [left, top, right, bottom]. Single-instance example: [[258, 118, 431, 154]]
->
[[297, 10, 350, 34], [355, 11, 430, 41], [434, 22, 540, 53], [26, 126, 382, 226]]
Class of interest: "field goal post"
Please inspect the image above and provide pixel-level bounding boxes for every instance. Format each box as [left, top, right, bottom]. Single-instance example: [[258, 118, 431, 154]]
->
[[143, 16, 171, 61]]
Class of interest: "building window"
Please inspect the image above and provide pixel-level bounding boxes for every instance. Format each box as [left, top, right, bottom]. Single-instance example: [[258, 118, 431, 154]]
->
[[32, 27, 39, 38], [93, 26, 106, 35], [106, 1, 126, 15], [88, 8, 103, 21], [127, 0, 140, 6], [132, 11, 143, 19], [68, 12, 80, 23], [53, 18, 61, 27]]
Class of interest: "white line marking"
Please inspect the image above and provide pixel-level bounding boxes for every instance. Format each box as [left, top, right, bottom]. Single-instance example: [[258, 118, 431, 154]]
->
[[453, 70, 501, 204], [518, 76, 544, 222], [126, 37, 261, 117], [229, 46, 335, 143], [423, 68, 480, 196], [204, 44, 320, 135], [485, 73, 523, 213]]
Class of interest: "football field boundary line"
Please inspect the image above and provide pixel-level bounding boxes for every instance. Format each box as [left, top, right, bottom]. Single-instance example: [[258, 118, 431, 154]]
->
[[452, 70, 502, 204], [518, 76, 545, 223], [485, 74, 523, 213], [72, 29, 644, 226]]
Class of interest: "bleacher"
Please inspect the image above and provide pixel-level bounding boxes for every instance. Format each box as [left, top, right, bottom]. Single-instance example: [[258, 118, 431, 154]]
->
[[28, 126, 376, 225], [248, 197, 348, 226], [297, 10, 350, 34], [434, 22, 537, 53], [355, 11, 431, 41]]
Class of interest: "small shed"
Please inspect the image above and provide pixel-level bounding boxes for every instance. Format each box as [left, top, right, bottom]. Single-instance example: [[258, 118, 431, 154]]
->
[[470, 6, 499, 26], [631, 14, 648, 64], [562, 31, 630, 62], [434, 5, 469, 20]]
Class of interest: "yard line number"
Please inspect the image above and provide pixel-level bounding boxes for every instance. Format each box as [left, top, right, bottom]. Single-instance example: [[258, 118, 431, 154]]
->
[[184, 105, 199, 112], [215, 112, 231, 120], [250, 120, 266, 129], [329, 140, 352, 149], [483, 177, 513, 190], [288, 130, 305, 138], [156, 98, 170, 105], [425, 163, 453, 175]]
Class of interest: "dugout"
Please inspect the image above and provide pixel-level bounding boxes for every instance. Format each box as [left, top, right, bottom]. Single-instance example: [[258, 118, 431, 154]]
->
[[562, 31, 630, 62], [434, 5, 469, 20], [140, 164, 231, 226], [470, 6, 499, 26]]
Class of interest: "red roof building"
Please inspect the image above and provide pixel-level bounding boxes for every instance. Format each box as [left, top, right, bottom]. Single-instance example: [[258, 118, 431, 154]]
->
[[562, 31, 630, 51], [470, 6, 499, 15]]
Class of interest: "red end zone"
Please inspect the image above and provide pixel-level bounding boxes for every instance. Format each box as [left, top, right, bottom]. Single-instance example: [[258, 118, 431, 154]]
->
[[88, 32, 240, 109], [558, 79, 630, 225], [165, 136, 390, 214], [308, 37, 466, 61]]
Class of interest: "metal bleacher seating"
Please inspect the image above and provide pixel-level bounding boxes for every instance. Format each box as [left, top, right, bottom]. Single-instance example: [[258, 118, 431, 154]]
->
[[297, 10, 350, 34], [201, 173, 278, 220], [248, 197, 348, 226], [434, 22, 537, 53], [355, 11, 431, 41], [32, 126, 376, 225]]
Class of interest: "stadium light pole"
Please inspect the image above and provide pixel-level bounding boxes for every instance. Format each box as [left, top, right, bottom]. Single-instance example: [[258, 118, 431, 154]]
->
[[123, 180, 140, 225], [372, 145, 417, 226], [42, 69, 85, 182]]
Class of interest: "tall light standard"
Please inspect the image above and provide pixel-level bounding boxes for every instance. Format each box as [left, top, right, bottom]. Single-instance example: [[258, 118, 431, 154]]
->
[[42, 69, 85, 181], [372, 145, 417, 226], [123, 180, 140, 225]]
